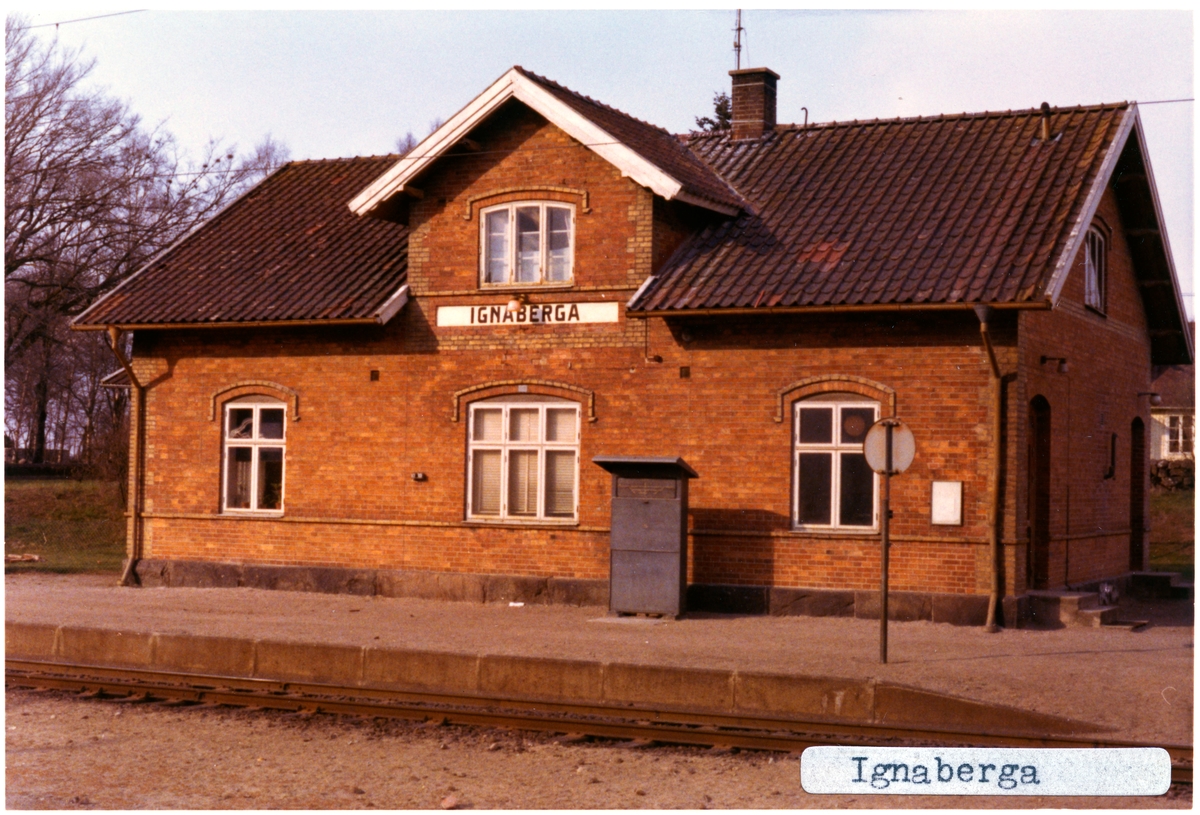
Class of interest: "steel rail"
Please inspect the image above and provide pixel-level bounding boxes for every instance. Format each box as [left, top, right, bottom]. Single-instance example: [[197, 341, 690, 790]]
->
[[7, 658, 1191, 785]]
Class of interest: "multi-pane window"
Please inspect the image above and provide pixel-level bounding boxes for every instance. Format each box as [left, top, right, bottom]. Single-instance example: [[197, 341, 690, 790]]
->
[[1167, 414, 1194, 457], [481, 202, 573, 286], [467, 398, 579, 521], [793, 397, 879, 529], [223, 397, 285, 513], [1084, 226, 1106, 312]]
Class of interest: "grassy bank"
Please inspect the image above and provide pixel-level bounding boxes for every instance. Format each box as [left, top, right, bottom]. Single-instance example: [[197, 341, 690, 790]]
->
[[1149, 488, 1194, 580], [4, 479, 125, 573]]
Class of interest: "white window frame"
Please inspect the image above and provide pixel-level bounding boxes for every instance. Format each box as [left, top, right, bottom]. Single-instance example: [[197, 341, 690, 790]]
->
[[466, 398, 580, 523], [222, 398, 286, 515], [479, 201, 575, 288], [793, 397, 880, 531], [1084, 226, 1107, 313], [1165, 413, 1194, 458]]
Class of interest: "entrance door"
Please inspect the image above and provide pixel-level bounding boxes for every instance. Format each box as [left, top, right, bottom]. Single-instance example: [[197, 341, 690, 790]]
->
[[1130, 417, 1146, 571], [1028, 396, 1052, 590]]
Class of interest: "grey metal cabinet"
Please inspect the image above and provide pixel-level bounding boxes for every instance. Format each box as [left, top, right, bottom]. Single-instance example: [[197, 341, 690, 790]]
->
[[592, 456, 698, 618]]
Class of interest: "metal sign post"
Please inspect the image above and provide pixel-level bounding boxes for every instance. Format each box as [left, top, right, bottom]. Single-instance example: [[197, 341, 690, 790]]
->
[[881, 423, 892, 664], [864, 418, 915, 665]]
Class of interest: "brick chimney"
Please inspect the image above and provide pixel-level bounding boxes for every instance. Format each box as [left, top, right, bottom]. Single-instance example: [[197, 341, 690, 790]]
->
[[729, 67, 779, 141]]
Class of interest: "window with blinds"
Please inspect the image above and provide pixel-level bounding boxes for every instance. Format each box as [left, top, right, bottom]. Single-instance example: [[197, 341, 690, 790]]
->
[[793, 396, 879, 530], [467, 398, 580, 521]]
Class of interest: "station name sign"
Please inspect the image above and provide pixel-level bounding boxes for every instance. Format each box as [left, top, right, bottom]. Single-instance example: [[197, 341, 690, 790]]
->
[[437, 301, 620, 327]]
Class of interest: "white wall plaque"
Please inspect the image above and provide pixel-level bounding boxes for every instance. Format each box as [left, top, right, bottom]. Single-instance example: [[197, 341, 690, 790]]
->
[[437, 301, 620, 327], [931, 480, 963, 525]]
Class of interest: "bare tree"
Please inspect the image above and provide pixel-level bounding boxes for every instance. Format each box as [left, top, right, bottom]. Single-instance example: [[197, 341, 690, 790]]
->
[[4, 17, 290, 464], [395, 131, 418, 155]]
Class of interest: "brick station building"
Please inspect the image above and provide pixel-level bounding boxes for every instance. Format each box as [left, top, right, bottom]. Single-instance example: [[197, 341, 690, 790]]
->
[[75, 67, 1192, 625]]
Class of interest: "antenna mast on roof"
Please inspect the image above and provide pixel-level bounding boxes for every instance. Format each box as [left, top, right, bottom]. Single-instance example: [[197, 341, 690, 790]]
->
[[733, 10, 743, 70]]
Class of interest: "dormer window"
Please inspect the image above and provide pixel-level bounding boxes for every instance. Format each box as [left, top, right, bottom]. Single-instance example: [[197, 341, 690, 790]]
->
[[481, 202, 574, 286], [1084, 226, 1107, 312]]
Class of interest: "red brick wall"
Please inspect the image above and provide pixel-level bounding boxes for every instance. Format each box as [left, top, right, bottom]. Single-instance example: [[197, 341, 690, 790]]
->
[[127, 112, 1155, 599], [133, 310, 1004, 594], [1016, 185, 1153, 590]]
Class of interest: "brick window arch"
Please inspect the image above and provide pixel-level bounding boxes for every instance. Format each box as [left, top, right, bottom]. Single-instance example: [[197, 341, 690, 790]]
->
[[451, 379, 596, 423], [210, 380, 299, 422], [774, 374, 895, 423]]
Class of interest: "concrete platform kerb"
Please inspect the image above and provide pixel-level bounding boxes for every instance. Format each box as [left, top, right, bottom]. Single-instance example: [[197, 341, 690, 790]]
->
[[6, 620, 1103, 738]]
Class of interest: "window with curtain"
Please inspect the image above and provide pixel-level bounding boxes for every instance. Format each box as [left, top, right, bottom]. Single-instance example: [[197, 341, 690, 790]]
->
[[222, 396, 286, 513], [467, 397, 579, 521], [480, 202, 574, 286], [1084, 226, 1107, 312]]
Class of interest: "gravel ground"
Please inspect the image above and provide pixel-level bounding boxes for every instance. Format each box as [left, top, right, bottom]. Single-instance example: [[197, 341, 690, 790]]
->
[[5, 689, 1191, 809], [6, 574, 1194, 745]]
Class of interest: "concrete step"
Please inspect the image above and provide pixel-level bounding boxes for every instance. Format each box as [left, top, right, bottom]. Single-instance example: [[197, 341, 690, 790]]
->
[[1026, 591, 1138, 630], [1076, 606, 1122, 628], [1026, 591, 1102, 627]]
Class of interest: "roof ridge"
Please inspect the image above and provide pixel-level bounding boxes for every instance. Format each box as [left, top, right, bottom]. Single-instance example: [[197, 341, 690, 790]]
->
[[284, 154, 403, 167], [514, 66, 676, 139], [681, 101, 1132, 141]]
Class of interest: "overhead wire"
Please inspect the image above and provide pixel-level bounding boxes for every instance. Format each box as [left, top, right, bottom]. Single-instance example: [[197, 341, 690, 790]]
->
[[12, 10, 146, 31]]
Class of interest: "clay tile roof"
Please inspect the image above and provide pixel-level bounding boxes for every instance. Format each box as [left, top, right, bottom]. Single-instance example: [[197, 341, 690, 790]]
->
[[630, 104, 1130, 312], [75, 156, 409, 327], [514, 67, 744, 212]]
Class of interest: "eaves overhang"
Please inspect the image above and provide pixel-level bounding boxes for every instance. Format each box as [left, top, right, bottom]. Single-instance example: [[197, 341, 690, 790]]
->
[[72, 284, 409, 333], [1043, 104, 1193, 366], [624, 299, 1053, 319], [347, 67, 740, 218]]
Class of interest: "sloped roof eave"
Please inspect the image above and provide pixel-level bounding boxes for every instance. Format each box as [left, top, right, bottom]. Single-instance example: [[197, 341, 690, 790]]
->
[[347, 67, 741, 218], [625, 300, 1055, 317], [1040, 105, 1137, 305]]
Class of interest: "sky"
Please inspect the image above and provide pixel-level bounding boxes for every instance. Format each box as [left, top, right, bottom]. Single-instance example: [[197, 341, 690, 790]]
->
[[20, 8, 1195, 316]]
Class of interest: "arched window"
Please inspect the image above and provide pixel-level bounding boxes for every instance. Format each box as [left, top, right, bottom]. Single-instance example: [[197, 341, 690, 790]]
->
[[466, 395, 579, 521], [1084, 226, 1107, 312], [222, 396, 286, 513], [793, 394, 879, 529]]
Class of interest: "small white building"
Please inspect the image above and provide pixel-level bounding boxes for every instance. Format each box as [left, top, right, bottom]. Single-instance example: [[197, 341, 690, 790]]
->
[[1150, 323, 1195, 461]]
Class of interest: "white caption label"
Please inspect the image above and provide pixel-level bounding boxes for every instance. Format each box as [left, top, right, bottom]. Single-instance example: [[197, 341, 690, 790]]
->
[[800, 747, 1171, 796], [437, 301, 619, 327]]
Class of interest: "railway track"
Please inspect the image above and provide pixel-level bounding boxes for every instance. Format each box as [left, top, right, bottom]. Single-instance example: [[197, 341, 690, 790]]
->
[[8, 658, 1191, 786]]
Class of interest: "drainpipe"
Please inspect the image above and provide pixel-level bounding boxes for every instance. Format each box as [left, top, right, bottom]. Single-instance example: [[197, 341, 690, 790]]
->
[[973, 305, 1004, 632], [107, 326, 144, 587]]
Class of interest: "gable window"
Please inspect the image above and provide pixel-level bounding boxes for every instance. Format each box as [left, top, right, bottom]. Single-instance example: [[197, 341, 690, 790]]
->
[[1084, 226, 1107, 312], [467, 397, 579, 521], [794, 396, 879, 529], [481, 202, 574, 286], [1166, 414, 1194, 458], [223, 397, 285, 513]]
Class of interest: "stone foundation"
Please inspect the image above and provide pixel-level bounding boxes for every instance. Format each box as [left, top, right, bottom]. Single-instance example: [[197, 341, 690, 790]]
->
[[134, 559, 1036, 626]]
